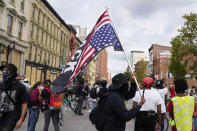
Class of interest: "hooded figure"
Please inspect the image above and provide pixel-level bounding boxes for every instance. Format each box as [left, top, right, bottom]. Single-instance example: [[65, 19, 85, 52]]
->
[[0, 63, 18, 89], [101, 73, 145, 131]]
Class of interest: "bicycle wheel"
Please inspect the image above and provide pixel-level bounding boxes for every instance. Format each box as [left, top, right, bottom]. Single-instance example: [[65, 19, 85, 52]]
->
[[64, 98, 69, 107], [164, 115, 169, 131], [69, 98, 78, 111]]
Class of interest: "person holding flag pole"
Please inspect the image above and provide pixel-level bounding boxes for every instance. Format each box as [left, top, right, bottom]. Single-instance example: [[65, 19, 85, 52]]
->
[[51, 7, 142, 95], [106, 7, 142, 96], [71, 7, 146, 131], [107, 7, 162, 131]]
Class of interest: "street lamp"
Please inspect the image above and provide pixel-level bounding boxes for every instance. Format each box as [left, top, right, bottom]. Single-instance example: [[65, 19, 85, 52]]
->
[[43, 60, 49, 82]]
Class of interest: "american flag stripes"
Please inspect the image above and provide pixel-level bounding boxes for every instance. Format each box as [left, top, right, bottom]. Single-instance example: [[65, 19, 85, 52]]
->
[[52, 10, 123, 93]]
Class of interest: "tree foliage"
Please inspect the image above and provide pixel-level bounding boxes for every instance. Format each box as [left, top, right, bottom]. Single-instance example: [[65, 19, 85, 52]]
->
[[169, 36, 187, 78], [135, 59, 147, 84], [169, 13, 197, 79]]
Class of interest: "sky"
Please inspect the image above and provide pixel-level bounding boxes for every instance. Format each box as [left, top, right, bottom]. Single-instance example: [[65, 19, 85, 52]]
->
[[47, 0, 197, 77]]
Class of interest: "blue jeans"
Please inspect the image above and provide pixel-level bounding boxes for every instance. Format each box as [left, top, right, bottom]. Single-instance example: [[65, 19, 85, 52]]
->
[[27, 107, 40, 131], [194, 116, 197, 131]]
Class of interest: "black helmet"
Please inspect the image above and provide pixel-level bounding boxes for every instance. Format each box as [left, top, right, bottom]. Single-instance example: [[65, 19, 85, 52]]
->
[[109, 73, 130, 90]]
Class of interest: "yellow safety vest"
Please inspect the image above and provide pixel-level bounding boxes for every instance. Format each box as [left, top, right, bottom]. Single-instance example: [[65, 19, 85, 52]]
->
[[170, 96, 194, 131]]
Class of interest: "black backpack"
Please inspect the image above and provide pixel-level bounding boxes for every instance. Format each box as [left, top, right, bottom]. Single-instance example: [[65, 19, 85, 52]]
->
[[89, 93, 109, 130], [90, 85, 99, 99]]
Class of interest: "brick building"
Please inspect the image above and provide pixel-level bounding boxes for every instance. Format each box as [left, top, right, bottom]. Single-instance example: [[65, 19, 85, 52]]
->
[[148, 44, 197, 87], [96, 49, 108, 81], [148, 44, 172, 79]]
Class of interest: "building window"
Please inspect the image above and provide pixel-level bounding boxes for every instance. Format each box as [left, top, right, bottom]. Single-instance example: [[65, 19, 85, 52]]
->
[[52, 55, 54, 67], [51, 23, 53, 33], [54, 26, 55, 36], [29, 45, 32, 60], [30, 24, 34, 39], [18, 22, 23, 40], [38, 10, 40, 23], [41, 31, 44, 43], [47, 19, 49, 30], [42, 16, 45, 26], [61, 32, 63, 41], [35, 47, 37, 61], [7, 15, 13, 35], [48, 54, 50, 65], [32, 5, 36, 19], [49, 37, 51, 48], [46, 34, 48, 45], [44, 51, 47, 61], [57, 28, 59, 40], [60, 45, 62, 55], [9, 0, 15, 4], [40, 50, 42, 63], [36, 27, 39, 41], [20, 0, 24, 11]]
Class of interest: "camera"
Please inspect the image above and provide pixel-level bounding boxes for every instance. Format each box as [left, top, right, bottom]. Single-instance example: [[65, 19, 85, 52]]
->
[[33, 106, 38, 118]]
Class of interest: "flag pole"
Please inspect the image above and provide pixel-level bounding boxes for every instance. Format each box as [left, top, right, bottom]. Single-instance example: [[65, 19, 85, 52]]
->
[[106, 7, 142, 96]]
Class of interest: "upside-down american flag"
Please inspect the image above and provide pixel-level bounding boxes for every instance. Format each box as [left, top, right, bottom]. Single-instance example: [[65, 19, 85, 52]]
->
[[52, 10, 123, 93]]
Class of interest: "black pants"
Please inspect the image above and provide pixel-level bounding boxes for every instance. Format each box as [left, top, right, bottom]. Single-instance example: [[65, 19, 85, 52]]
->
[[134, 111, 157, 131], [76, 95, 83, 114], [43, 109, 59, 131]]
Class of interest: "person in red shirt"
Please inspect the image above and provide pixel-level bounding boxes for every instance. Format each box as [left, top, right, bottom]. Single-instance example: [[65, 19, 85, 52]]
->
[[170, 84, 176, 98]]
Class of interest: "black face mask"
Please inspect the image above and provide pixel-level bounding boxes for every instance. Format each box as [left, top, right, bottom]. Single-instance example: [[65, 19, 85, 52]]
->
[[2, 70, 15, 84], [118, 82, 129, 97]]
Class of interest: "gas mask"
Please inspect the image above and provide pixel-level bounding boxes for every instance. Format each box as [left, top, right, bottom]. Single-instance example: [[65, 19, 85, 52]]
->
[[2, 70, 15, 84], [118, 82, 129, 97], [118, 82, 137, 100]]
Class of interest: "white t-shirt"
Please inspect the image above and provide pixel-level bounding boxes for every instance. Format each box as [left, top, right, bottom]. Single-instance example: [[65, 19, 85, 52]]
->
[[22, 82, 31, 90], [132, 89, 162, 112], [151, 88, 168, 113]]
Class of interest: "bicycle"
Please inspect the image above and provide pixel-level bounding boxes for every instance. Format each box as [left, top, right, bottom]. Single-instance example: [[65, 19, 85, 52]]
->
[[163, 114, 169, 131], [64, 95, 78, 111]]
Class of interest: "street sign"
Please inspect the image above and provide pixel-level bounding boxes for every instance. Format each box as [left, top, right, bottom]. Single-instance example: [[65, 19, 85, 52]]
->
[[51, 70, 58, 74], [16, 76, 25, 80], [37, 66, 43, 70], [60, 64, 65, 69]]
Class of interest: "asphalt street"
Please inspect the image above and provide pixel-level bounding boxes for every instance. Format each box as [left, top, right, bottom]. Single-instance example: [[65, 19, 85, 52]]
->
[[17, 100, 171, 131]]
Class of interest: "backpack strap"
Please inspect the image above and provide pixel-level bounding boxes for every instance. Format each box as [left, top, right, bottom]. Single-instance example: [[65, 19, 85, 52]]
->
[[44, 87, 51, 94]]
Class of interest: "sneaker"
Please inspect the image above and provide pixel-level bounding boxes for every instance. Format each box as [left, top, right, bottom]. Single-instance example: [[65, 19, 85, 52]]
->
[[77, 112, 83, 115]]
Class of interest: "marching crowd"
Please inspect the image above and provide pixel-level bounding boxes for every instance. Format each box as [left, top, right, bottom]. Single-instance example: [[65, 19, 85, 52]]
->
[[0, 63, 196, 131]]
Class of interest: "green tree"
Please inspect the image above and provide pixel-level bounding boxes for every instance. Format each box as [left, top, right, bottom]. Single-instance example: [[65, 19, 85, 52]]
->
[[124, 70, 135, 83], [135, 59, 147, 84], [169, 13, 197, 79], [169, 36, 187, 78]]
